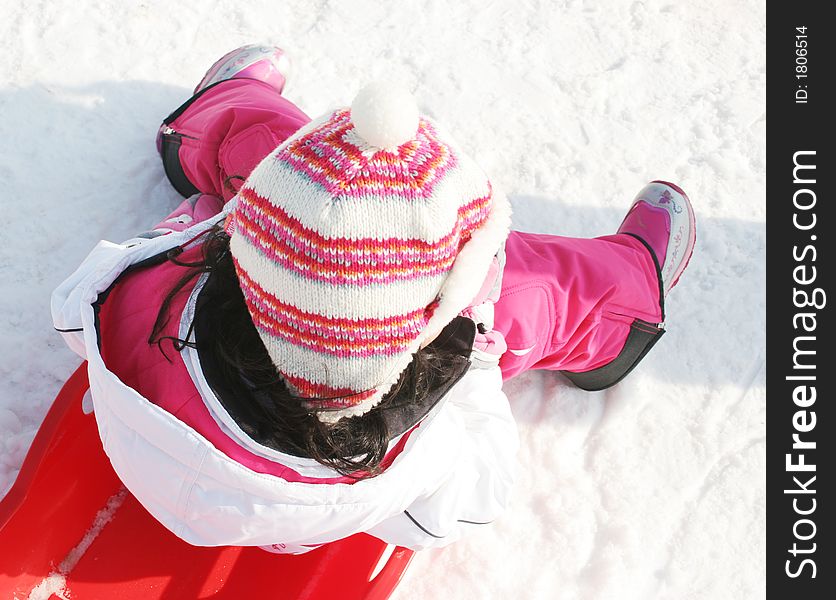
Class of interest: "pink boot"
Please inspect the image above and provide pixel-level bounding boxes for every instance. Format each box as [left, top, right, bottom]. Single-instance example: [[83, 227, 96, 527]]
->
[[617, 181, 696, 296], [193, 44, 291, 95]]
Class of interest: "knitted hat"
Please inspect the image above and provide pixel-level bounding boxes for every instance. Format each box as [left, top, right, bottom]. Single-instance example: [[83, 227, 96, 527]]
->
[[225, 82, 511, 422]]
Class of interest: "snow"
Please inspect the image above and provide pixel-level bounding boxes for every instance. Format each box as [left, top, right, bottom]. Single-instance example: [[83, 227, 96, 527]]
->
[[0, 0, 764, 598], [25, 488, 128, 600]]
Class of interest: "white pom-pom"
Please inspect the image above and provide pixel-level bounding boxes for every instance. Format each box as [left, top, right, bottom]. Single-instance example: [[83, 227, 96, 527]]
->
[[350, 81, 419, 149]]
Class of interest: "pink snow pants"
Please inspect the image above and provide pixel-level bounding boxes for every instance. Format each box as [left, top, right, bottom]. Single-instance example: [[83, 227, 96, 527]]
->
[[157, 79, 665, 390]]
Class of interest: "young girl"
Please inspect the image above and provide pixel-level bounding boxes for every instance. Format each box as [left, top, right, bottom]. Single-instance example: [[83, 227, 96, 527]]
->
[[52, 45, 695, 554]]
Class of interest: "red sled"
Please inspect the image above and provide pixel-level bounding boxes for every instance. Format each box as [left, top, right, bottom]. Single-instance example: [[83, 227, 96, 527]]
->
[[0, 364, 414, 599]]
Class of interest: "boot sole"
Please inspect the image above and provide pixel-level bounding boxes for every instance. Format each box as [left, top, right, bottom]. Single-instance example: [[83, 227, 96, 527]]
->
[[650, 180, 697, 292]]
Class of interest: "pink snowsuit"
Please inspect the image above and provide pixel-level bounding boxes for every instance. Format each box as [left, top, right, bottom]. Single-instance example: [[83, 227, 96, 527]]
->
[[47, 78, 667, 552], [156, 78, 665, 387]]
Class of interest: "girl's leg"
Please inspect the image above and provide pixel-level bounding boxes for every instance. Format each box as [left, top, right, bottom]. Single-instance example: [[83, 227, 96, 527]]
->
[[148, 46, 308, 233], [494, 181, 695, 390], [495, 231, 664, 388], [158, 77, 310, 202]]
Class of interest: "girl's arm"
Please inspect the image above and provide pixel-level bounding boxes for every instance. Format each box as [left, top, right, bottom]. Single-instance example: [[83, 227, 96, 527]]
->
[[365, 367, 519, 549]]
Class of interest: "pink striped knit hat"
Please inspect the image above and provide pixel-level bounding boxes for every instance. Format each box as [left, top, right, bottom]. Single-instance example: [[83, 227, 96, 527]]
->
[[225, 82, 512, 422]]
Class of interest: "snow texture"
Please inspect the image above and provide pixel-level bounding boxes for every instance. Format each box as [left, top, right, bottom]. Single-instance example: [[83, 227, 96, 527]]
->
[[25, 488, 128, 600], [0, 1, 765, 598]]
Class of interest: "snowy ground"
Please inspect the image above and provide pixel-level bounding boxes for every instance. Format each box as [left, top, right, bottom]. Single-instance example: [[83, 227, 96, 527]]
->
[[0, 1, 764, 598]]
